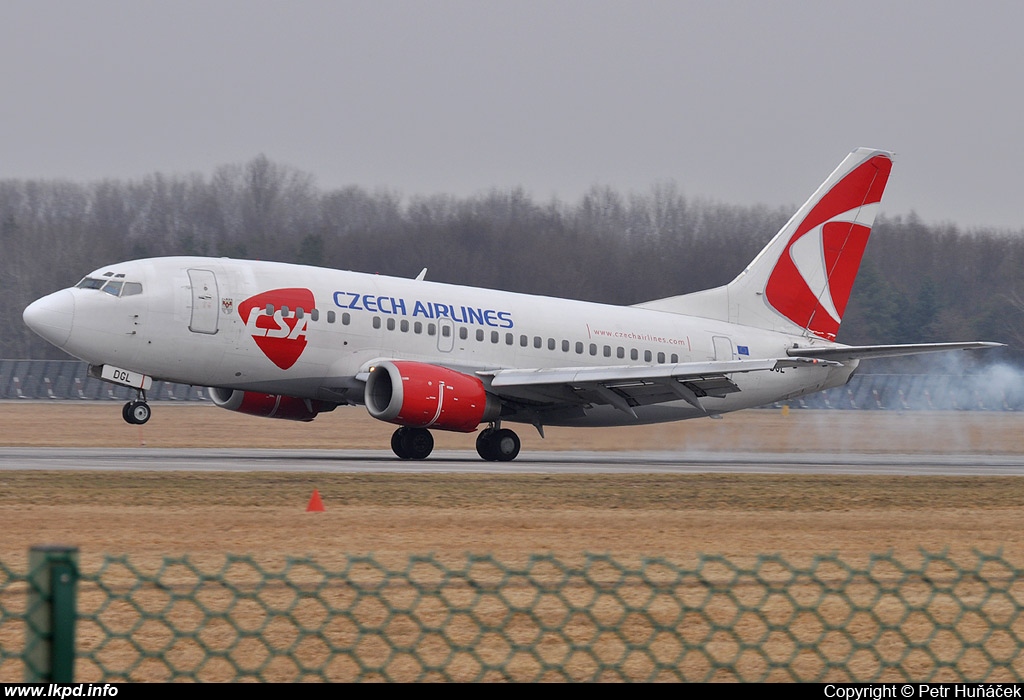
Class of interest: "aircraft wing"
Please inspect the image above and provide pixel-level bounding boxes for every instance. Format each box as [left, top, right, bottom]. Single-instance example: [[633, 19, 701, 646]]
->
[[477, 357, 838, 416], [787, 341, 1005, 363]]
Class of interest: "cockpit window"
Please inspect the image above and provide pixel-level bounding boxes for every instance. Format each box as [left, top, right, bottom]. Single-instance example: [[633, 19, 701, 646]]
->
[[76, 277, 106, 290], [76, 276, 143, 297]]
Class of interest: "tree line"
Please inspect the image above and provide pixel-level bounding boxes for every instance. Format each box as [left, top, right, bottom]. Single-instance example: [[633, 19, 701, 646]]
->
[[3, 155, 1021, 364]]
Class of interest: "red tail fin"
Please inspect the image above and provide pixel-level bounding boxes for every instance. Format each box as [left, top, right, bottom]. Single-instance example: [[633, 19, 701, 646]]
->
[[764, 151, 892, 339], [636, 148, 893, 339]]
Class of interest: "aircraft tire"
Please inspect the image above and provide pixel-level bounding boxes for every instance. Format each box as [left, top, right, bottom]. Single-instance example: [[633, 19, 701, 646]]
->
[[129, 401, 151, 425], [476, 428, 520, 461], [122, 402, 136, 425], [391, 428, 411, 459], [402, 427, 434, 460], [476, 429, 498, 461], [492, 429, 521, 462]]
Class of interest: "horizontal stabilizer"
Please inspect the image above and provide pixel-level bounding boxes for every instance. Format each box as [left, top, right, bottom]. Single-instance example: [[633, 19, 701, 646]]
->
[[787, 341, 1005, 362]]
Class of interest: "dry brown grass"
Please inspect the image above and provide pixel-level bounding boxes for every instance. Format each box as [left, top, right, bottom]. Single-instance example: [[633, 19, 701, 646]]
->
[[1, 403, 1022, 565], [2, 404, 1023, 681]]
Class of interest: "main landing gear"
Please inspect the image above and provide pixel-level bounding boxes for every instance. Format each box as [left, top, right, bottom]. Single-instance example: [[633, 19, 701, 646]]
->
[[121, 391, 151, 425], [388, 424, 522, 462], [390, 427, 434, 460], [476, 427, 521, 462]]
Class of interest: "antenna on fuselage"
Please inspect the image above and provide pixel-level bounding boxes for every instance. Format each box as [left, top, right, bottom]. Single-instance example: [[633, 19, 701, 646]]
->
[[414, 268, 428, 281]]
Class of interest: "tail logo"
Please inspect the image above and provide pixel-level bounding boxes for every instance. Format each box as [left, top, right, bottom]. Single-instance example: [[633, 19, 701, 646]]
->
[[239, 288, 315, 370], [765, 154, 891, 340]]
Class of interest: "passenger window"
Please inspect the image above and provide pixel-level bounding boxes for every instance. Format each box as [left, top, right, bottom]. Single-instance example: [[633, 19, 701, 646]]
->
[[476, 329, 484, 342], [386, 318, 396, 331], [372, 316, 381, 329], [520, 335, 528, 347], [281, 306, 290, 316], [548, 338, 556, 350], [442, 325, 451, 337], [460, 327, 468, 340], [341, 312, 350, 325], [310, 309, 319, 322], [562, 340, 570, 352], [295, 307, 305, 319], [603, 345, 611, 357], [644, 350, 652, 362], [631, 349, 638, 361], [327, 311, 336, 324], [617, 347, 624, 359], [575, 342, 584, 354], [401, 319, 409, 332], [415, 322, 423, 334], [658, 352, 665, 363], [427, 323, 436, 336], [265, 304, 275, 315], [671, 354, 678, 363], [589, 344, 597, 356], [506, 333, 514, 345], [491, 331, 499, 343]]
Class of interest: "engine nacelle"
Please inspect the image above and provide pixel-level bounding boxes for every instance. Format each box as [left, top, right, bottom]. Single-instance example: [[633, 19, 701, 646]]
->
[[364, 360, 500, 432], [209, 387, 332, 422]]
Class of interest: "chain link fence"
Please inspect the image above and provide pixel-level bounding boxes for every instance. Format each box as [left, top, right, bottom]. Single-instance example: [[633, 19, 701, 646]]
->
[[2, 549, 1022, 682]]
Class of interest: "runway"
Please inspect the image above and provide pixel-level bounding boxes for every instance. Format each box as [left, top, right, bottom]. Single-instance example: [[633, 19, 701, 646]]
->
[[1, 447, 1022, 475]]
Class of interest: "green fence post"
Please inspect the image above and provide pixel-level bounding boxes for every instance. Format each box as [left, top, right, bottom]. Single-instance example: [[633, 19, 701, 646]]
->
[[25, 545, 79, 683]]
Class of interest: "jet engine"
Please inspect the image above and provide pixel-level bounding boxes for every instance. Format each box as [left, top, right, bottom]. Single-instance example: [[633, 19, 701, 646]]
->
[[364, 360, 500, 432], [209, 387, 333, 422]]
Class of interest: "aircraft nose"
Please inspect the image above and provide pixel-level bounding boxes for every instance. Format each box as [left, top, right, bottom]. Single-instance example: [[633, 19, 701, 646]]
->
[[23, 289, 75, 348]]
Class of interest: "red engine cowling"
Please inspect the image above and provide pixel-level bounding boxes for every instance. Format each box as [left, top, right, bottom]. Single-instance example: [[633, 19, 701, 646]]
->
[[364, 360, 500, 432], [209, 387, 331, 422]]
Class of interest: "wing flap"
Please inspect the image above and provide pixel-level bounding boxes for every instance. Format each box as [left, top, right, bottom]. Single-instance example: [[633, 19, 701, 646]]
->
[[479, 357, 837, 415], [483, 357, 832, 387]]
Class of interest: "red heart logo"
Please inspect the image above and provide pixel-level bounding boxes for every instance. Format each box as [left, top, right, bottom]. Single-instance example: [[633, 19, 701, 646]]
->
[[238, 288, 316, 370]]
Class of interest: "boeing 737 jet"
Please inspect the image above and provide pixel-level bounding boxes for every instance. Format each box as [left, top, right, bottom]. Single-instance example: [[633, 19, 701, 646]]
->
[[23, 148, 1003, 460]]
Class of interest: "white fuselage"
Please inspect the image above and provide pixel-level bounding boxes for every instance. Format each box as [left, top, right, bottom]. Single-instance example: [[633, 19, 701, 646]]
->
[[28, 256, 856, 427]]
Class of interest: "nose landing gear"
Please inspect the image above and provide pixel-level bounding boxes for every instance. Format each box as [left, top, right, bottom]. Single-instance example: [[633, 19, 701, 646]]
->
[[122, 391, 151, 425]]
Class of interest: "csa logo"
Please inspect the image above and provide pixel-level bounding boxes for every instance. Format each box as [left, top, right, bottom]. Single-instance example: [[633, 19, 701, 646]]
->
[[764, 154, 891, 341], [238, 288, 315, 370]]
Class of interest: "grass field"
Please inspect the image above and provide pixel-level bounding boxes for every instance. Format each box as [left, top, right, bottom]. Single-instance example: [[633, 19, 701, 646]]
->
[[3, 404, 1023, 681], [1, 404, 1021, 565]]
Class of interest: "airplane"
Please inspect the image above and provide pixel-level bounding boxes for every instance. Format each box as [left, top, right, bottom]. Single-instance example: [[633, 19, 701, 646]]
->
[[22, 147, 1003, 461]]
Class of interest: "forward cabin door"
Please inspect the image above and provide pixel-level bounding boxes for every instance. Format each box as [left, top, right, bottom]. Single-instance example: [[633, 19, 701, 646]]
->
[[187, 269, 220, 335]]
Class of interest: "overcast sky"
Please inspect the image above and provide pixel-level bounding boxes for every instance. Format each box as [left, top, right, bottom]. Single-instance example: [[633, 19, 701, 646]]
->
[[3, 1, 1022, 229]]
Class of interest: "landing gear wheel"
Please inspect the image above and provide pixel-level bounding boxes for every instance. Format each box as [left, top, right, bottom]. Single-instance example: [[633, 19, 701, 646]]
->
[[476, 428, 521, 462], [391, 427, 434, 460], [391, 428, 410, 459], [122, 400, 151, 425], [491, 428, 520, 462], [476, 429, 498, 461]]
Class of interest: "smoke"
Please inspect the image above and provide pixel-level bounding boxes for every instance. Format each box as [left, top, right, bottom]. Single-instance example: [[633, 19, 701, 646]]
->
[[808, 352, 1024, 412]]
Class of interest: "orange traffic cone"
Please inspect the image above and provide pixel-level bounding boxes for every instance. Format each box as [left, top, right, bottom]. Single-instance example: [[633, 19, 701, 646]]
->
[[306, 489, 325, 512]]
